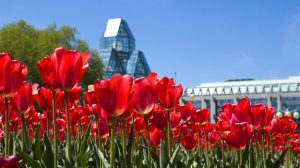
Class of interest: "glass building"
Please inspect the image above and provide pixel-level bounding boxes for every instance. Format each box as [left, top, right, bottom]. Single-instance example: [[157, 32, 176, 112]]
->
[[100, 18, 151, 78], [181, 76, 300, 131]]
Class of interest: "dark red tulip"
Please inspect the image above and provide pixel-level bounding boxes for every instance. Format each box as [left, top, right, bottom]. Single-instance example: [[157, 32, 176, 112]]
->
[[10, 81, 33, 113], [154, 77, 183, 110], [0, 52, 27, 98], [151, 110, 167, 130], [94, 74, 133, 117], [55, 90, 65, 110], [177, 102, 193, 120], [131, 72, 157, 115], [170, 111, 181, 129], [134, 115, 146, 134], [0, 155, 19, 168], [68, 86, 81, 105], [69, 106, 81, 126], [37, 47, 90, 91], [149, 125, 165, 147], [84, 86, 97, 105], [119, 105, 134, 120], [34, 87, 53, 112], [181, 134, 197, 150], [224, 122, 253, 150]]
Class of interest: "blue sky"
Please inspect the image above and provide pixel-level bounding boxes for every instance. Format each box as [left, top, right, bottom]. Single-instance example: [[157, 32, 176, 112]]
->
[[1, 0, 300, 88]]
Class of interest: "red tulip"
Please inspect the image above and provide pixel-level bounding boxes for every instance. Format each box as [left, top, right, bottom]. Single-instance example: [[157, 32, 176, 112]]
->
[[149, 125, 165, 147], [10, 81, 33, 113], [0, 155, 19, 168], [37, 47, 90, 91], [177, 102, 193, 120], [154, 77, 183, 110], [191, 108, 210, 125], [151, 110, 167, 130], [68, 86, 81, 105], [181, 134, 197, 150], [220, 98, 251, 124], [134, 115, 146, 134], [0, 52, 27, 98], [224, 122, 253, 150], [131, 72, 157, 115], [250, 103, 274, 129], [119, 105, 134, 120], [94, 74, 133, 117], [37, 56, 59, 90], [34, 87, 53, 112], [271, 116, 297, 136], [84, 86, 97, 105]]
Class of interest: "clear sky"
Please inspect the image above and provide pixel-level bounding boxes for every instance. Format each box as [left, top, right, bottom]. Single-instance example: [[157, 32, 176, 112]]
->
[[1, 0, 300, 89]]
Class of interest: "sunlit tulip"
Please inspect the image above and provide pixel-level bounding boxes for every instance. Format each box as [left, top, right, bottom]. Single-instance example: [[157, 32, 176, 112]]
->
[[154, 77, 182, 110], [224, 122, 253, 150], [94, 74, 133, 117], [131, 72, 157, 115], [37, 47, 89, 91], [34, 87, 53, 112], [0, 52, 27, 98], [10, 82, 33, 113]]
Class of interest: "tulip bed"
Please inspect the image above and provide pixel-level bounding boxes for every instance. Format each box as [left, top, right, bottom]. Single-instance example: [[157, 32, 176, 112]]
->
[[0, 47, 300, 168]]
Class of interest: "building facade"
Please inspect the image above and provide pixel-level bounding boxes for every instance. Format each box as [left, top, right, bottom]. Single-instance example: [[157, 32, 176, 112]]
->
[[100, 18, 151, 79], [181, 76, 300, 129]]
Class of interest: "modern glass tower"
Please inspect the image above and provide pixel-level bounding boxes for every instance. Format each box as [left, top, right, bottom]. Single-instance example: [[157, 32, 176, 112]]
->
[[100, 18, 151, 79]]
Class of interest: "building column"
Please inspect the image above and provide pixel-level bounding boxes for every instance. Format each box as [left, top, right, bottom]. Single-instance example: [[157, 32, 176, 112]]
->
[[210, 97, 216, 123], [201, 98, 207, 109], [267, 96, 272, 107], [233, 97, 239, 104], [277, 95, 282, 112]]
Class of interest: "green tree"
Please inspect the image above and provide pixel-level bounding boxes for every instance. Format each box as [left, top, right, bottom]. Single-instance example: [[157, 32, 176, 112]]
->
[[0, 20, 103, 88]]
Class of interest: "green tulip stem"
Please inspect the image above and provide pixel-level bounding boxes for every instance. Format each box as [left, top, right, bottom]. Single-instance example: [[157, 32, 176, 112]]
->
[[286, 136, 290, 168], [254, 130, 259, 166], [110, 116, 116, 168], [21, 113, 28, 152], [121, 119, 127, 167], [95, 113, 102, 149], [4, 98, 9, 156], [47, 111, 51, 140], [205, 134, 210, 167], [261, 129, 266, 168], [238, 150, 243, 168], [65, 91, 72, 163], [52, 90, 58, 168], [167, 109, 172, 157], [143, 115, 151, 167]]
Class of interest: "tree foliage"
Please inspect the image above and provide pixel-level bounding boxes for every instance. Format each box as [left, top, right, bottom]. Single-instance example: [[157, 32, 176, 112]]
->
[[0, 20, 103, 88]]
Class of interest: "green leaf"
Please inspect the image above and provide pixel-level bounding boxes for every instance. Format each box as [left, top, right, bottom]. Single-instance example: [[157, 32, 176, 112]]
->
[[242, 142, 250, 168], [81, 152, 92, 168], [126, 122, 134, 166], [41, 134, 54, 168], [274, 149, 288, 168], [17, 148, 43, 168], [8, 133, 14, 155], [91, 140, 109, 168], [185, 151, 197, 168], [76, 121, 92, 166], [168, 144, 180, 168], [160, 140, 169, 168], [175, 128, 183, 145], [33, 125, 42, 161]]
